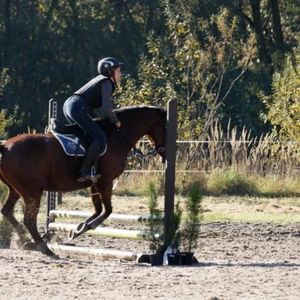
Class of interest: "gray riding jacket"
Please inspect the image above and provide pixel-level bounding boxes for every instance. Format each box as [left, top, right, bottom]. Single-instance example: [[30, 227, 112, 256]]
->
[[74, 75, 119, 124]]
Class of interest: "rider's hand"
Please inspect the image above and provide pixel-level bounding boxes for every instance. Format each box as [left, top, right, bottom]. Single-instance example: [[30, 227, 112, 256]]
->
[[115, 121, 121, 128]]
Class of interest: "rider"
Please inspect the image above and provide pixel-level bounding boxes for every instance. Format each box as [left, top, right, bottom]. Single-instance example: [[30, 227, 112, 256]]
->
[[63, 57, 123, 182]]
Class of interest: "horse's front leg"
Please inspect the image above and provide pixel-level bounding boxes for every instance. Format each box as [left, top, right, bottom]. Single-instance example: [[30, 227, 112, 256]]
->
[[68, 184, 108, 241]]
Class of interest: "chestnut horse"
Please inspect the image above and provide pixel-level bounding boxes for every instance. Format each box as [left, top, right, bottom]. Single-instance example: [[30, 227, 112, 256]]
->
[[0, 105, 166, 257]]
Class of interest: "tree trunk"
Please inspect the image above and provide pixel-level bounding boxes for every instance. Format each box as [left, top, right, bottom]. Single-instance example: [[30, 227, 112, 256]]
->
[[3, 0, 12, 66], [250, 0, 271, 66], [68, 0, 80, 86], [269, 0, 284, 49]]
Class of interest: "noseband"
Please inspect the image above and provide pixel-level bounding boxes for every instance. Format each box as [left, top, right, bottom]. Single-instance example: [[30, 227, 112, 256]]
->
[[139, 145, 165, 158]]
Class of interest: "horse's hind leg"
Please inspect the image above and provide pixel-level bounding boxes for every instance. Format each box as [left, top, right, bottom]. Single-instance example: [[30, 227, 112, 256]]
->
[[22, 194, 57, 257], [0, 186, 29, 247]]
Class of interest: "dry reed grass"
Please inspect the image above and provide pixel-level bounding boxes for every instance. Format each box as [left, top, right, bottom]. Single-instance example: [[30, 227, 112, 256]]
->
[[1, 124, 300, 198], [115, 123, 300, 197]]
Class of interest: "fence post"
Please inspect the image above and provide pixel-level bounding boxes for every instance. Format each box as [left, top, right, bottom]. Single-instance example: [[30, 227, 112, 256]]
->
[[48, 98, 57, 125], [48, 99, 62, 203], [46, 99, 62, 233], [163, 99, 177, 247]]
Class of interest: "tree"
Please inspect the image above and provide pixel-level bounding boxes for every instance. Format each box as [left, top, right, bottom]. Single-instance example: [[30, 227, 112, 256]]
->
[[249, 0, 272, 66], [0, 0, 298, 138], [269, 0, 284, 50], [262, 45, 300, 142], [0, 0, 165, 135], [0, 68, 21, 139], [232, 0, 290, 70], [118, 2, 255, 140]]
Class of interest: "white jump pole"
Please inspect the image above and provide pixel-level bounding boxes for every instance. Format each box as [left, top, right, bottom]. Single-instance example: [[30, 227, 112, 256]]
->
[[49, 244, 142, 261], [49, 210, 163, 224], [49, 223, 162, 240]]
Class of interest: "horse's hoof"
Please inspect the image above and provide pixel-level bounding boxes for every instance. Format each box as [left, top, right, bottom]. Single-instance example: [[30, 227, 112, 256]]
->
[[67, 222, 89, 241], [23, 241, 38, 251], [17, 238, 31, 249], [75, 222, 89, 235], [67, 228, 78, 241], [37, 242, 59, 259]]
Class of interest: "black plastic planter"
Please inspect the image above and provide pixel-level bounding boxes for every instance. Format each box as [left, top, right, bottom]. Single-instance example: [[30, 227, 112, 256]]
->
[[150, 253, 163, 266], [181, 252, 194, 265], [0, 238, 11, 249], [167, 253, 182, 265]]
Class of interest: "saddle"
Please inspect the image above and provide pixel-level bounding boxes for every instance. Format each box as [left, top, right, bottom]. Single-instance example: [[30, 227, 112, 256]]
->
[[48, 118, 107, 157]]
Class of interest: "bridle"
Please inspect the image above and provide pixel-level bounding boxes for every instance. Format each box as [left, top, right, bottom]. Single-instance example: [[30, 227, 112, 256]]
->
[[116, 126, 166, 159]]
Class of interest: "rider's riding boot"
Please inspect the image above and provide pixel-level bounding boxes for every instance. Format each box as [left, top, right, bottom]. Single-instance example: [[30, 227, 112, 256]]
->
[[77, 141, 102, 182]]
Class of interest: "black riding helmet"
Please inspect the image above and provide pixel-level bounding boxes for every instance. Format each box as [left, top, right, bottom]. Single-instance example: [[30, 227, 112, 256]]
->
[[97, 57, 123, 76]]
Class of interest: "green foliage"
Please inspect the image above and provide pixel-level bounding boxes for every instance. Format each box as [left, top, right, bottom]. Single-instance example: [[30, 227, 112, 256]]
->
[[262, 45, 300, 142], [0, 105, 21, 140], [0, 0, 165, 135], [169, 199, 182, 250], [0, 180, 12, 243], [0, 217, 13, 241], [207, 169, 258, 196], [147, 182, 163, 253], [0, 0, 299, 138], [0, 70, 11, 138], [0, 69, 22, 139], [255, 174, 300, 198], [118, 3, 255, 140], [181, 181, 203, 252], [0, 182, 8, 200], [0, 69, 10, 99]]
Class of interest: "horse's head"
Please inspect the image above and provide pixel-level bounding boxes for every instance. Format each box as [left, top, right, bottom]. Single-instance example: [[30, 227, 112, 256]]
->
[[147, 108, 167, 161], [114, 105, 167, 161]]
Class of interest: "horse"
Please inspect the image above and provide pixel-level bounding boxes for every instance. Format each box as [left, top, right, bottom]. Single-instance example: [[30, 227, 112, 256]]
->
[[0, 105, 166, 257]]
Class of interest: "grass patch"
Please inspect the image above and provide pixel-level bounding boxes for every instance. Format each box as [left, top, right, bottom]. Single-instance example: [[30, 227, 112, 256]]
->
[[255, 175, 300, 197], [206, 169, 258, 196], [202, 196, 300, 223], [115, 172, 165, 196], [203, 207, 300, 223], [41, 194, 300, 225], [4, 193, 300, 226]]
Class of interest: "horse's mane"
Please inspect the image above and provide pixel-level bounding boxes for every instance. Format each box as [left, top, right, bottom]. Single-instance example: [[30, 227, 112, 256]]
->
[[94, 105, 165, 130], [114, 105, 166, 115]]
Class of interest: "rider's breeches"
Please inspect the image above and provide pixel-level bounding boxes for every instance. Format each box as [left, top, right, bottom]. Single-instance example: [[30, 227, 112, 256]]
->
[[63, 95, 106, 151]]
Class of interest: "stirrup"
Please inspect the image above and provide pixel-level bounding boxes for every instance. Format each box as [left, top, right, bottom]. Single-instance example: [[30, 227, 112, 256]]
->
[[77, 166, 100, 183], [77, 173, 101, 182], [77, 173, 90, 182], [90, 166, 101, 183], [90, 173, 101, 183]]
